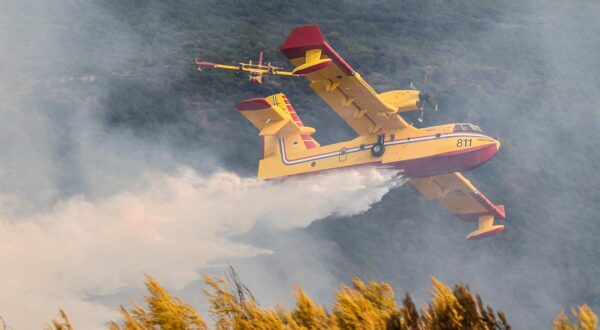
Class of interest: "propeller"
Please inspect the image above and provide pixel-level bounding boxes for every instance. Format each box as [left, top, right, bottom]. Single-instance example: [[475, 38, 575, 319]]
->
[[412, 73, 438, 123]]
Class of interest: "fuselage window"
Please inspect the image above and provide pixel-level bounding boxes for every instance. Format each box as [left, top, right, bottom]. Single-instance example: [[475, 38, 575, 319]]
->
[[453, 123, 484, 133]]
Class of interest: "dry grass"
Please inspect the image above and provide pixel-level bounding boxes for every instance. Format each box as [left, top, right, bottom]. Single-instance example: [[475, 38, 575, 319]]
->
[[46, 269, 598, 330]]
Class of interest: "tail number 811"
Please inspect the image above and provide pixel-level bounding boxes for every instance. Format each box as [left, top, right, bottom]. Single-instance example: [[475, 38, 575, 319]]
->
[[456, 138, 472, 147]]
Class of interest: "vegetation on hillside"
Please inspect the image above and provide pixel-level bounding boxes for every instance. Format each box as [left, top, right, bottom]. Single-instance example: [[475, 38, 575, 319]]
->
[[45, 269, 598, 330]]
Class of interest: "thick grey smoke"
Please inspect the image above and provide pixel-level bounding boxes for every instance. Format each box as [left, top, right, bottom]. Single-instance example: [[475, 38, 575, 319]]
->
[[0, 167, 400, 329], [0, 1, 405, 328]]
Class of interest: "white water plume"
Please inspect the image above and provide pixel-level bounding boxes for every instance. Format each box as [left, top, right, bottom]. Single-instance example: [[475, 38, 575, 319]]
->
[[0, 167, 403, 329]]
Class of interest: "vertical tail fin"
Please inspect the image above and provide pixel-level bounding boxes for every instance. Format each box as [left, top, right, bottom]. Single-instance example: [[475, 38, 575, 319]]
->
[[234, 93, 319, 161], [277, 94, 319, 150]]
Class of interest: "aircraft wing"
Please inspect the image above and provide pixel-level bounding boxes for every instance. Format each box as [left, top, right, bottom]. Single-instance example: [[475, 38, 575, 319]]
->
[[280, 25, 421, 135], [196, 61, 241, 71], [196, 61, 297, 76], [410, 172, 506, 240]]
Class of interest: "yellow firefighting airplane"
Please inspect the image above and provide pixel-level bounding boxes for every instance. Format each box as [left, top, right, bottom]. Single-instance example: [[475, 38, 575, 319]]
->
[[196, 51, 301, 84], [228, 25, 506, 240]]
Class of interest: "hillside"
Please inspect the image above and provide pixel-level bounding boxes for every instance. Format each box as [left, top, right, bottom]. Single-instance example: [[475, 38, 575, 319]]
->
[[97, 0, 600, 327], [2, 0, 600, 328]]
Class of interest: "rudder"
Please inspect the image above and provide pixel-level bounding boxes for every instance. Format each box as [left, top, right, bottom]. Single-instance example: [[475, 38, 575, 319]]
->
[[235, 93, 319, 161]]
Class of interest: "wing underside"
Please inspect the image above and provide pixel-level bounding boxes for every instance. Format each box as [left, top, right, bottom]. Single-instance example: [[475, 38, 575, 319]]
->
[[279, 24, 422, 136], [196, 61, 297, 76], [410, 172, 506, 240]]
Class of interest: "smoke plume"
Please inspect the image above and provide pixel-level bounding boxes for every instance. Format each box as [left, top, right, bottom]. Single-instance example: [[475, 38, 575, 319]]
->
[[0, 168, 401, 328]]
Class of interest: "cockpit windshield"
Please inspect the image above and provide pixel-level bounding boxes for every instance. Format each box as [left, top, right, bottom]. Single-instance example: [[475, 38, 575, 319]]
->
[[453, 123, 483, 133]]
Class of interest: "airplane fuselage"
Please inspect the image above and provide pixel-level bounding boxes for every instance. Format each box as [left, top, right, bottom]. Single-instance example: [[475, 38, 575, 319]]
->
[[258, 123, 500, 180]]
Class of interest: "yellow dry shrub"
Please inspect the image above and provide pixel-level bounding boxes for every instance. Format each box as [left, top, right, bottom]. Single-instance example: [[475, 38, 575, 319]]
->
[[291, 286, 332, 329], [203, 275, 298, 330], [109, 274, 207, 330], [421, 277, 464, 329], [46, 309, 73, 330], [553, 304, 598, 330], [52, 272, 600, 330], [108, 305, 147, 330], [554, 310, 577, 330], [332, 277, 397, 330]]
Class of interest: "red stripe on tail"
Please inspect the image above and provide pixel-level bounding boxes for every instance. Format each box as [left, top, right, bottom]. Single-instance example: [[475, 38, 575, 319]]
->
[[281, 95, 318, 149]]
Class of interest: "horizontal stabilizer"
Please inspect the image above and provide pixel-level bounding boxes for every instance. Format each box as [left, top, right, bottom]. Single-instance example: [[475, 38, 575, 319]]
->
[[258, 120, 315, 137], [259, 120, 289, 136], [235, 98, 274, 111]]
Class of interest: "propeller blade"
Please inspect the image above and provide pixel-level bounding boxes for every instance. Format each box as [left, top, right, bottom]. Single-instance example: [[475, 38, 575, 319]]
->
[[419, 91, 431, 105]]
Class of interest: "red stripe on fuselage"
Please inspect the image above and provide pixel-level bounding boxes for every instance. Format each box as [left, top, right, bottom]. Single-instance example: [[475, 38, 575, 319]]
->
[[397, 143, 498, 178]]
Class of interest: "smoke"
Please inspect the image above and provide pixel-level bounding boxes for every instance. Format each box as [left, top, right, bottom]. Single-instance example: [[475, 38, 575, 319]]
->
[[3, 0, 600, 329], [0, 168, 401, 328]]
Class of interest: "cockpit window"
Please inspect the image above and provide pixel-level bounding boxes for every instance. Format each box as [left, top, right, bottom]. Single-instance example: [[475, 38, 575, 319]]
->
[[453, 123, 483, 133]]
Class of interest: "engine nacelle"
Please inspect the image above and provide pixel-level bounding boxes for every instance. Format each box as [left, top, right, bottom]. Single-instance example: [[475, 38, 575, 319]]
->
[[379, 90, 421, 112]]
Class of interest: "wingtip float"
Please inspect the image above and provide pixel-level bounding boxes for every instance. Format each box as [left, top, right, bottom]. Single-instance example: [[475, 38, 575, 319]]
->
[[199, 24, 506, 240]]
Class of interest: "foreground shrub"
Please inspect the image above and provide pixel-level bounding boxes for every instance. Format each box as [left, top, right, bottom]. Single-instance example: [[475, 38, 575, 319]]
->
[[46, 268, 598, 329]]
